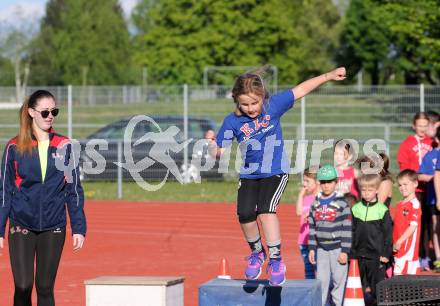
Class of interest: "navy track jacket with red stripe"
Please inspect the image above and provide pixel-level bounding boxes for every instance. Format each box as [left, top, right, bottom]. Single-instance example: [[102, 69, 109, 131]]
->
[[0, 130, 86, 237]]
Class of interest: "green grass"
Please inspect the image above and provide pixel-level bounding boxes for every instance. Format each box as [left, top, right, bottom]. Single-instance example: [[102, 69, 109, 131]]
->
[[83, 179, 298, 203], [83, 178, 403, 206], [83, 180, 238, 203]]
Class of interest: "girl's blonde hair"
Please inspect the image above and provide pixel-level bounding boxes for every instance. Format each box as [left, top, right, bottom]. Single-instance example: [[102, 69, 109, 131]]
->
[[231, 66, 271, 116], [17, 90, 55, 155]]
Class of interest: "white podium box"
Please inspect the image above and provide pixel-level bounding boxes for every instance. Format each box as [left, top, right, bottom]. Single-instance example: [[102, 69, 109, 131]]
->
[[84, 276, 184, 306]]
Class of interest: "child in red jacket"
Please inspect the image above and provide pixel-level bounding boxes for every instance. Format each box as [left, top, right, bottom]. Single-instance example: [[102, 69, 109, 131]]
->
[[397, 112, 433, 172], [397, 112, 433, 270]]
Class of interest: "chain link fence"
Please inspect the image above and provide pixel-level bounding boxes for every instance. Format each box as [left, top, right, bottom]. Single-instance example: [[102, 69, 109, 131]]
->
[[0, 84, 439, 195]]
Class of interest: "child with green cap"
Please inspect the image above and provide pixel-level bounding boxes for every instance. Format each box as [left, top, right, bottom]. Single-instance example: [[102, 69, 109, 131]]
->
[[308, 164, 352, 306]]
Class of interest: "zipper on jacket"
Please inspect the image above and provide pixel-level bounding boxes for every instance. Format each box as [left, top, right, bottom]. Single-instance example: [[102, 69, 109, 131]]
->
[[40, 187, 43, 231], [42, 144, 50, 185], [35, 146, 44, 230], [364, 202, 370, 222], [39, 213, 42, 231], [39, 144, 49, 230]]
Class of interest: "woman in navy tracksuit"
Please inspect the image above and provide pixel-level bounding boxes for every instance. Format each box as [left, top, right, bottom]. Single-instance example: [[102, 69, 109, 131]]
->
[[0, 90, 87, 306]]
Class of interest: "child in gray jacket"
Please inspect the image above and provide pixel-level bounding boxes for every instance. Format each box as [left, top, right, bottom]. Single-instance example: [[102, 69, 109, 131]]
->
[[308, 164, 352, 306]]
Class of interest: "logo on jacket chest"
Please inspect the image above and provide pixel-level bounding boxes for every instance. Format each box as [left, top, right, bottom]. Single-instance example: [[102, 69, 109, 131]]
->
[[239, 115, 271, 137], [315, 204, 338, 222], [411, 143, 431, 155]]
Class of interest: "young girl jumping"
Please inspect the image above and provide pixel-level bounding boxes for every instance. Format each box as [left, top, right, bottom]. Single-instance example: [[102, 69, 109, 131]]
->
[[207, 67, 346, 285]]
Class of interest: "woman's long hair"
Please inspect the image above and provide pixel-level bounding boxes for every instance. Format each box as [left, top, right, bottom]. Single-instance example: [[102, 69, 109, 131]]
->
[[17, 90, 55, 155]]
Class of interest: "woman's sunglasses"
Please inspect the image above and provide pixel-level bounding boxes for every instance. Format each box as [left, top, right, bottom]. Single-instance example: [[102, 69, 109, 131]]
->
[[34, 108, 59, 118]]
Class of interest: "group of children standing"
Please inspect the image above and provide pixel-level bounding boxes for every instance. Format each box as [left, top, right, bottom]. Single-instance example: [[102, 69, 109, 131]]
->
[[399, 111, 440, 272], [297, 111, 440, 306]]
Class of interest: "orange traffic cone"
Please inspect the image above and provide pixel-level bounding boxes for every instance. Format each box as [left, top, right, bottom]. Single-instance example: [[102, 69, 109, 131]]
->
[[217, 257, 231, 279], [343, 259, 365, 306]]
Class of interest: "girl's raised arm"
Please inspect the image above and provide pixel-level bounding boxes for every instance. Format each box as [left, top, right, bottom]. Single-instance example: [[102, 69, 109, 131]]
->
[[292, 67, 346, 100]]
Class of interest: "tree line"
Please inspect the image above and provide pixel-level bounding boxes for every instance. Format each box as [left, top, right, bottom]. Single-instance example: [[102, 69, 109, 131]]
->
[[0, 0, 438, 87]]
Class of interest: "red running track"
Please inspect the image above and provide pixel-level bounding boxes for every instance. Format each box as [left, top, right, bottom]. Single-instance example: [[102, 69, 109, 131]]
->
[[0, 201, 435, 305], [0, 200, 305, 306]]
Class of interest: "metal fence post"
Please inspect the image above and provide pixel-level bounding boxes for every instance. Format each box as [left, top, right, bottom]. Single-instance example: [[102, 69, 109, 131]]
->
[[123, 85, 127, 105], [296, 125, 301, 140], [301, 97, 306, 141], [384, 124, 390, 156], [272, 66, 278, 93], [68, 85, 73, 139], [183, 84, 189, 184], [203, 68, 208, 90], [117, 140, 123, 199], [300, 97, 306, 180], [357, 70, 363, 92], [420, 83, 425, 112]]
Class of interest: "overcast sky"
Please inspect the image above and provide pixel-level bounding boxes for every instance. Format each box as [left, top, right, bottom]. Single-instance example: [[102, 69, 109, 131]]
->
[[0, 0, 139, 27]]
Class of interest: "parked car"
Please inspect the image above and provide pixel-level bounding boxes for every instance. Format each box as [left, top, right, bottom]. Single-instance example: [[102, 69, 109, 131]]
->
[[79, 115, 223, 182]]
